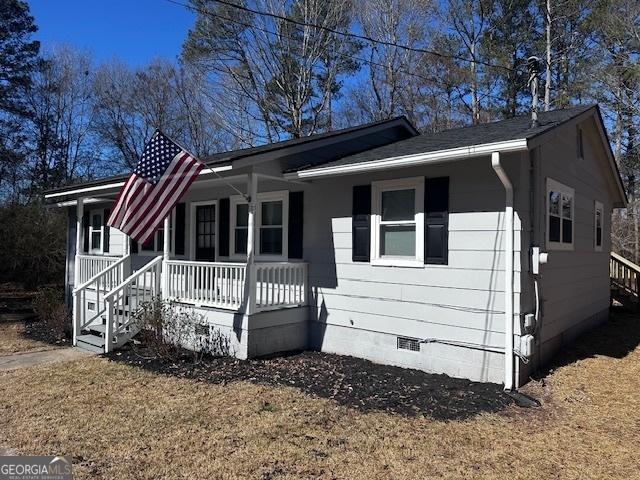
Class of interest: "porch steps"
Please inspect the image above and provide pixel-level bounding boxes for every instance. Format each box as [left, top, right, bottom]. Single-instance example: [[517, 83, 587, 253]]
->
[[76, 334, 105, 354]]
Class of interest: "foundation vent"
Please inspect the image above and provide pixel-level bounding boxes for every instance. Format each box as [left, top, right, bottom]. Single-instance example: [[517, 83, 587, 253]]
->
[[195, 324, 211, 336], [397, 336, 420, 352]]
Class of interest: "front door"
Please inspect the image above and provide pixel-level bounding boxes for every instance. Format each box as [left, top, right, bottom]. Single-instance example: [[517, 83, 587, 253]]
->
[[195, 204, 216, 261]]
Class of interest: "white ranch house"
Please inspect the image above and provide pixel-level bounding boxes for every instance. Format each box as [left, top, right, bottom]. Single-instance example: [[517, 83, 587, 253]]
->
[[45, 105, 626, 390]]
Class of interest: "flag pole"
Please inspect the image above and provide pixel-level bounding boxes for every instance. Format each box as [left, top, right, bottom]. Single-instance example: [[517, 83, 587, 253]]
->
[[158, 129, 249, 201]]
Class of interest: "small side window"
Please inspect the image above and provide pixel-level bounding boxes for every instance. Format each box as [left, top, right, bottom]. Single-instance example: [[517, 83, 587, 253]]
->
[[547, 178, 574, 251], [595, 201, 604, 251]]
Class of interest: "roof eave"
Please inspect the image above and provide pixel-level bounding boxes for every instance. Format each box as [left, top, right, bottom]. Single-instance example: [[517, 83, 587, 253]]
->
[[44, 164, 233, 203], [285, 138, 529, 179]]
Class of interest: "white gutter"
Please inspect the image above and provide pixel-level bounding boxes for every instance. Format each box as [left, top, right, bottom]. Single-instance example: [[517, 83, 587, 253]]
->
[[44, 164, 233, 199], [286, 139, 528, 179], [491, 151, 515, 392]]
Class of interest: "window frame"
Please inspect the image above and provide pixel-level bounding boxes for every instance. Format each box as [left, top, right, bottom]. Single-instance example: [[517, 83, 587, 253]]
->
[[89, 209, 104, 254], [594, 200, 604, 252], [546, 178, 575, 251], [370, 177, 425, 267], [137, 210, 176, 257], [229, 190, 289, 261]]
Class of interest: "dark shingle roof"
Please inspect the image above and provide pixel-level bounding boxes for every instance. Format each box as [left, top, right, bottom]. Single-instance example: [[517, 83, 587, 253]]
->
[[202, 116, 418, 165], [45, 116, 416, 196], [293, 104, 596, 172]]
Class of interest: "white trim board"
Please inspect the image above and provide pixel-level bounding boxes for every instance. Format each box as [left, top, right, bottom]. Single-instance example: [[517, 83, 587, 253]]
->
[[44, 165, 233, 199], [286, 139, 529, 179]]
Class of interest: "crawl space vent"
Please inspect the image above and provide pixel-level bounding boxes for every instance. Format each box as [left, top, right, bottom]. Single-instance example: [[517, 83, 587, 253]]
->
[[195, 324, 211, 336], [397, 336, 420, 352]]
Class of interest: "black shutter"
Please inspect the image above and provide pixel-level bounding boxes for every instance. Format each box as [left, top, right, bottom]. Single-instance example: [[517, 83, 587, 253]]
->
[[425, 177, 449, 265], [352, 185, 371, 262], [130, 239, 139, 254], [219, 197, 230, 257], [82, 212, 89, 253], [103, 208, 110, 253], [288, 191, 304, 259], [174, 203, 186, 255]]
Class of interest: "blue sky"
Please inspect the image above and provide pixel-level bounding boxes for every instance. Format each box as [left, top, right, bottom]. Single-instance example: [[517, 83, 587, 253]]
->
[[29, 0, 196, 65]]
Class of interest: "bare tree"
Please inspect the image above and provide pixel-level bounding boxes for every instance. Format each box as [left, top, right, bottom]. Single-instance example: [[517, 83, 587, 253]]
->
[[23, 47, 98, 197], [182, 0, 359, 142]]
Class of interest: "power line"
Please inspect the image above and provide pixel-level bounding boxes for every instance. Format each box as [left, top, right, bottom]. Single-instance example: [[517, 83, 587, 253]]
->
[[167, 0, 464, 91], [166, 0, 519, 73]]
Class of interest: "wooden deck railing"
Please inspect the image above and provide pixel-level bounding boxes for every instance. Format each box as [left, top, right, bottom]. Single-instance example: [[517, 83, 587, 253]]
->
[[610, 252, 640, 298]]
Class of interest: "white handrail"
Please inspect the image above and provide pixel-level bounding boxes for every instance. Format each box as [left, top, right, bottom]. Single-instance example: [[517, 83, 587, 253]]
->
[[77, 255, 122, 284], [104, 256, 163, 300], [72, 255, 131, 347], [104, 256, 163, 353], [73, 255, 130, 293], [611, 251, 640, 272]]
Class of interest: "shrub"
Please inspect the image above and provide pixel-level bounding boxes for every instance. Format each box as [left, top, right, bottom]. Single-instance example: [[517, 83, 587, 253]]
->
[[0, 204, 66, 288], [32, 286, 71, 339], [133, 298, 233, 362]]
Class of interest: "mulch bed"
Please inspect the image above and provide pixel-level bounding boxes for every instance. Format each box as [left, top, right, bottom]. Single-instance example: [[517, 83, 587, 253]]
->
[[107, 341, 513, 420]]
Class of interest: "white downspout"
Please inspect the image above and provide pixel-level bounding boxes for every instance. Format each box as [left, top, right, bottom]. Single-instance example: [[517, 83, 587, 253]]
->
[[491, 151, 515, 391]]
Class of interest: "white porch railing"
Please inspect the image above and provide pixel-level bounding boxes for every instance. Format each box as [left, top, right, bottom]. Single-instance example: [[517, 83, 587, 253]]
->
[[104, 256, 163, 353], [254, 262, 307, 312], [165, 260, 247, 310], [77, 255, 122, 284], [165, 260, 307, 312], [72, 255, 131, 345]]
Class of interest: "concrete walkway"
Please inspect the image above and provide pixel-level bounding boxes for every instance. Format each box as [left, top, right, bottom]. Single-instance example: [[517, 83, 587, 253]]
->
[[0, 348, 93, 371]]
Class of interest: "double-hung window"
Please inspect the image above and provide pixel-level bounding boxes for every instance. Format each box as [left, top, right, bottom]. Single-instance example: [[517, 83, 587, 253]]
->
[[594, 201, 603, 251], [139, 213, 174, 254], [89, 210, 103, 253], [371, 177, 424, 267], [230, 191, 288, 260], [547, 178, 574, 250]]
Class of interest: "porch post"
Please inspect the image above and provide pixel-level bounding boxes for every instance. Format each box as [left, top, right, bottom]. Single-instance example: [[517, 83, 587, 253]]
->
[[246, 173, 258, 314], [161, 214, 170, 299], [73, 196, 84, 346]]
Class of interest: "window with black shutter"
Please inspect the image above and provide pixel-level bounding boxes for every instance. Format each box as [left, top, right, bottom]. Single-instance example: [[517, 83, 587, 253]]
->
[[352, 185, 371, 262], [288, 191, 304, 259]]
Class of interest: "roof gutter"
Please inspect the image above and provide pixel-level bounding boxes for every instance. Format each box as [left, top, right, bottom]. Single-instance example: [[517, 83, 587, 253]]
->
[[285, 139, 528, 179]]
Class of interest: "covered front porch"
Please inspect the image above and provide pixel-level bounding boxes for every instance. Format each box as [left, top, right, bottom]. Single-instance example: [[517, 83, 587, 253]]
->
[[66, 168, 309, 354]]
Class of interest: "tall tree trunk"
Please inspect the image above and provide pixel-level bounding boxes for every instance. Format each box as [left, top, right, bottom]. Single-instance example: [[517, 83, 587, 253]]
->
[[544, 0, 552, 111], [471, 41, 479, 124]]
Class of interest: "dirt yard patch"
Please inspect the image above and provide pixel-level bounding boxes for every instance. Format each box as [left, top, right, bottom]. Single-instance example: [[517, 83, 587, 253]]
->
[[0, 286, 69, 356], [0, 311, 639, 479], [0, 321, 61, 356]]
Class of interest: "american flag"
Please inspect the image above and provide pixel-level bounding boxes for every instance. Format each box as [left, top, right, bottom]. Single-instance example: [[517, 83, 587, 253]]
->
[[108, 131, 204, 245]]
